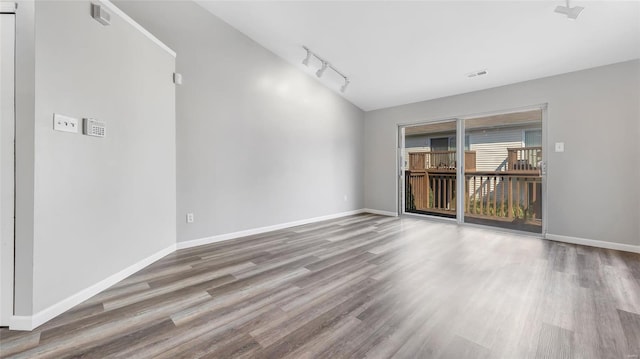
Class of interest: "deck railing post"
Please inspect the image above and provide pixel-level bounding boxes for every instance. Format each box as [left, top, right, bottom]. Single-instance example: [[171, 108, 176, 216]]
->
[[464, 176, 469, 214], [507, 177, 513, 219], [492, 176, 497, 216], [425, 171, 430, 209]]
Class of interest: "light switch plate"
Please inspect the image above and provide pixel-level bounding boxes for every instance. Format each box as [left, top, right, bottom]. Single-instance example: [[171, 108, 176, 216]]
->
[[555, 142, 565, 152], [173, 73, 183, 85], [53, 114, 79, 133]]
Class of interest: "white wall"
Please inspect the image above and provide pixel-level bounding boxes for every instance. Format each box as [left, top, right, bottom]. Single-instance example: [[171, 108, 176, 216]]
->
[[14, 1, 176, 316], [365, 60, 640, 247], [0, 12, 16, 326], [115, 1, 365, 243]]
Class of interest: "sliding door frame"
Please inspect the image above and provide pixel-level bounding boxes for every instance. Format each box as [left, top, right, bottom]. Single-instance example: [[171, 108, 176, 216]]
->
[[397, 118, 459, 221], [456, 118, 465, 223], [397, 126, 405, 216], [397, 103, 548, 236]]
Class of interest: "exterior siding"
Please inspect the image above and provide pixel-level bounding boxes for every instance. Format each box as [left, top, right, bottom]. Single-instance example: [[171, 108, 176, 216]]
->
[[468, 128, 523, 171], [404, 125, 542, 171]]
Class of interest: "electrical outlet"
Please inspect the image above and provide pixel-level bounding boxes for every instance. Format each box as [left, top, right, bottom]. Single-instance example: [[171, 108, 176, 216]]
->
[[555, 142, 565, 152], [186, 213, 194, 223], [53, 114, 79, 133]]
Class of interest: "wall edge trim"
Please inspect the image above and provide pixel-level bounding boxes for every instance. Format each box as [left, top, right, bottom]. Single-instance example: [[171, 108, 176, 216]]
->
[[546, 233, 640, 254], [177, 209, 367, 250], [363, 208, 398, 217], [99, 0, 176, 57], [9, 243, 176, 331]]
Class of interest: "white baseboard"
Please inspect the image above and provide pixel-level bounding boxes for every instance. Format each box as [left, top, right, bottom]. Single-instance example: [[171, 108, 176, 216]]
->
[[546, 233, 640, 254], [363, 208, 398, 217], [9, 208, 395, 331], [9, 243, 176, 331], [8, 315, 32, 331], [177, 209, 366, 250]]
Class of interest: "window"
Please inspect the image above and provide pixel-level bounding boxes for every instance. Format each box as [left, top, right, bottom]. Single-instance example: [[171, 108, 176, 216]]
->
[[524, 129, 542, 147], [449, 135, 470, 151], [430, 137, 449, 151]]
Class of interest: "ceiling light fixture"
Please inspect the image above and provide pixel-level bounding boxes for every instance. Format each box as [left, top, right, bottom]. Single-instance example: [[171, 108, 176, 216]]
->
[[302, 46, 351, 93], [555, 0, 584, 19], [341, 78, 350, 93], [302, 48, 311, 66], [316, 61, 328, 78]]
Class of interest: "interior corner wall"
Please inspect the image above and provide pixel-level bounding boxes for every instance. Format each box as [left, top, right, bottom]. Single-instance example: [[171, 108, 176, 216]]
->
[[364, 59, 640, 247], [13, 0, 36, 316], [16, 1, 177, 315], [114, 1, 365, 244]]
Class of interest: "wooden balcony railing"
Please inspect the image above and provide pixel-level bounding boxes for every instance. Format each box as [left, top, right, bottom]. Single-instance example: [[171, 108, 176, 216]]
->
[[507, 146, 542, 172], [406, 147, 543, 229], [409, 147, 541, 173], [405, 171, 456, 214], [408, 151, 477, 171], [464, 173, 541, 221], [405, 170, 542, 228], [406, 172, 541, 219]]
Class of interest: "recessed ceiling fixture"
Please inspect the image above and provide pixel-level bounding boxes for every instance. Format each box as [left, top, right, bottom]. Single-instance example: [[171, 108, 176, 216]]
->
[[301, 46, 351, 93], [555, 0, 584, 19], [467, 69, 488, 78]]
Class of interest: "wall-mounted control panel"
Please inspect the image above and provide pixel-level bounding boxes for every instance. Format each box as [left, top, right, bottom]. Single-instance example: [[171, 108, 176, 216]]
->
[[83, 118, 106, 138], [53, 114, 79, 133]]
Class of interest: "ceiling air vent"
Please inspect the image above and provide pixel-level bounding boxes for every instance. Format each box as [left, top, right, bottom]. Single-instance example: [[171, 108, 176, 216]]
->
[[467, 69, 488, 78]]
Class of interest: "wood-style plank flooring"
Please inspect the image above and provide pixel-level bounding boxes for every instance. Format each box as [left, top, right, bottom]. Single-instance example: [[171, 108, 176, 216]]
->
[[1, 214, 640, 358]]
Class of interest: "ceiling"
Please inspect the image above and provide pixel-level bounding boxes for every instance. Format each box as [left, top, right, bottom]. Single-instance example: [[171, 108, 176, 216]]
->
[[195, 1, 640, 111]]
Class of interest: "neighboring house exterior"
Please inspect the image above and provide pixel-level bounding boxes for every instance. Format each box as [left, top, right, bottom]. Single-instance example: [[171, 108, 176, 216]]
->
[[403, 124, 542, 171]]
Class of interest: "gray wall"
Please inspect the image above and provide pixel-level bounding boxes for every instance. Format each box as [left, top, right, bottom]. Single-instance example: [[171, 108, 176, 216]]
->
[[365, 60, 640, 246], [14, 1, 176, 315], [115, 1, 365, 243]]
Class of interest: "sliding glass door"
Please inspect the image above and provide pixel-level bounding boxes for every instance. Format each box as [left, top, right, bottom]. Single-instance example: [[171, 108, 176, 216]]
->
[[463, 110, 543, 233], [401, 108, 545, 234], [402, 120, 458, 219]]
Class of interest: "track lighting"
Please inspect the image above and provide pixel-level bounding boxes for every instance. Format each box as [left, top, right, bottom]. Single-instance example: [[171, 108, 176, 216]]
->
[[340, 78, 350, 93], [316, 61, 328, 78], [302, 48, 311, 66], [301, 46, 351, 93], [555, 0, 584, 19]]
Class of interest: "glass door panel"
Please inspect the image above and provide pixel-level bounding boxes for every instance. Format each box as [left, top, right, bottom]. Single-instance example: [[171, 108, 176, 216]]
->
[[462, 110, 543, 233], [403, 121, 457, 219]]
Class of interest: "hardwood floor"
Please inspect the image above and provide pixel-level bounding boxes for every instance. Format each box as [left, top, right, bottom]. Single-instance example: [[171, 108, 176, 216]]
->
[[1, 214, 639, 358]]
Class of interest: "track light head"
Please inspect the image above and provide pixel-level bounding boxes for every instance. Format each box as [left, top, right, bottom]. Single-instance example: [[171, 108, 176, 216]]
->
[[302, 48, 311, 66], [555, 5, 583, 19], [302, 46, 350, 92], [340, 78, 350, 93], [555, 0, 583, 19], [316, 61, 328, 78]]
